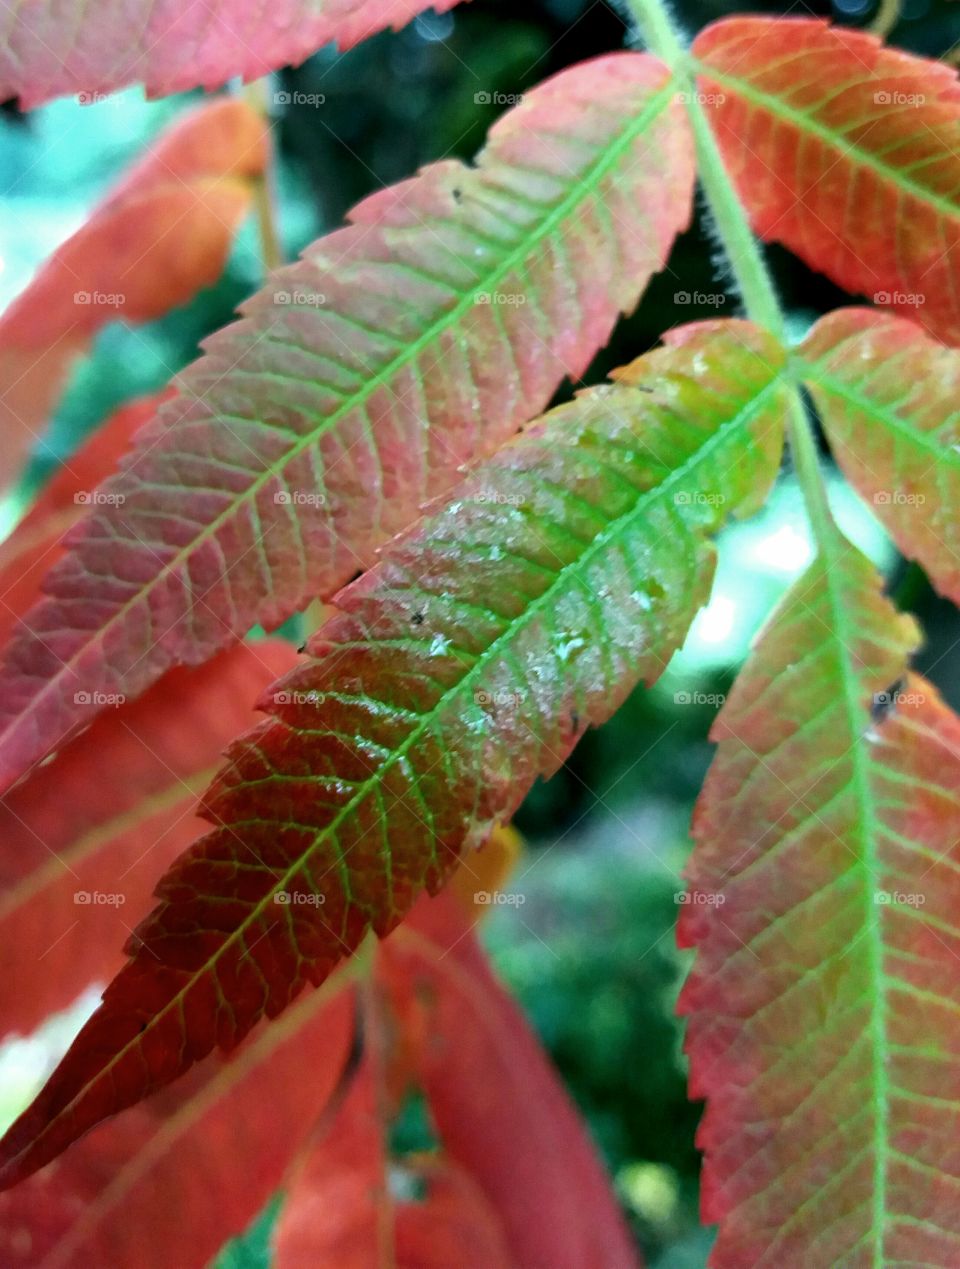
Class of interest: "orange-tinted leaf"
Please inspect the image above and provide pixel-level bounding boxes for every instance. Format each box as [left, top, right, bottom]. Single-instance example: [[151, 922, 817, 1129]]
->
[[383, 891, 639, 1268], [693, 18, 960, 343], [0, 0, 468, 109], [0, 97, 267, 492], [0, 393, 169, 648], [0, 984, 354, 1268], [681, 539, 960, 1261], [0, 639, 297, 1041], [0, 53, 695, 792], [0, 322, 786, 1190], [799, 307, 960, 603]]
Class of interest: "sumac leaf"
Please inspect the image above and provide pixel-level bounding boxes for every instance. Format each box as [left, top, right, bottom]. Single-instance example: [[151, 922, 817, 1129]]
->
[[0, 639, 298, 1041], [0, 393, 170, 648], [0, 52, 695, 792], [0, 984, 354, 1268], [693, 18, 960, 343], [0, 99, 267, 495], [799, 307, 960, 603], [681, 538, 960, 1261], [0, 0, 467, 108], [0, 320, 787, 1189]]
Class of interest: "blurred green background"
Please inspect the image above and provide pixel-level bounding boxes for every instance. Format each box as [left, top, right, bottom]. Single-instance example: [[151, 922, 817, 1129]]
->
[[1, 0, 959, 1263]]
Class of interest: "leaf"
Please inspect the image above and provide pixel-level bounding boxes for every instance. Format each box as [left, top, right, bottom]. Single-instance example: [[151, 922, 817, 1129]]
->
[[381, 889, 639, 1268], [0, 0, 468, 109], [0, 393, 169, 649], [0, 639, 298, 1042], [799, 307, 960, 603], [0, 98, 267, 494], [0, 982, 354, 1268], [679, 539, 960, 1262], [0, 320, 788, 1189], [0, 51, 696, 794], [692, 18, 960, 343], [274, 882, 635, 1268]]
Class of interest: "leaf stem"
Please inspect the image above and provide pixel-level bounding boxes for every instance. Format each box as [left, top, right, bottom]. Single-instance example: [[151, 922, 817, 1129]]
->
[[242, 79, 283, 274], [624, 0, 835, 533]]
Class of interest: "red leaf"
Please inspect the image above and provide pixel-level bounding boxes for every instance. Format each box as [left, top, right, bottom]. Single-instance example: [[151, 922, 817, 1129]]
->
[[0, 321, 786, 1189], [693, 18, 960, 343], [0, 0, 468, 109], [381, 891, 639, 1268], [0, 985, 354, 1268], [0, 393, 169, 648], [0, 98, 267, 493], [0, 52, 695, 792], [0, 639, 297, 1041]]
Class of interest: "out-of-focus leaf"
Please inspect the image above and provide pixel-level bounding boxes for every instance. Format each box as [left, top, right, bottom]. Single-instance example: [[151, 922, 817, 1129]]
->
[[0, 98, 267, 494]]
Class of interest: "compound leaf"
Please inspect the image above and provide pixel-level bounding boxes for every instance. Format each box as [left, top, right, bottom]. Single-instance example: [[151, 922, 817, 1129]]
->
[[0, 319, 787, 1189], [0, 53, 695, 793], [693, 18, 960, 343]]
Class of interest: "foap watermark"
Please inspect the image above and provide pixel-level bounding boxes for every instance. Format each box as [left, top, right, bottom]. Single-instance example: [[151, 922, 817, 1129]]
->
[[274, 490, 327, 507], [874, 490, 926, 506], [475, 291, 526, 307], [674, 490, 725, 507], [474, 688, 526, 707], [674, 290, 726, 307], [874, 90, 924, 107], [474, 889, 526, 907], [74, 290, 125, 308], [476, 489, 524, 506], [873, 687, 926, 709], [674, 690, 726, 707], [74, 690, 125, 707], [274, 689, 325, 706], [77, 90, 119, 107], [273, 290, 326, 307], [74, 489, 125, 506], [474, 91, 524, 106], [75, 890, 126, 906], [274, 891, 326, 906], [675, 91, 725, 106], [675, 890, 726, 906], [874, 291, 925, 307], [874, 890, 925, 908], [274, 90, 326, 107]]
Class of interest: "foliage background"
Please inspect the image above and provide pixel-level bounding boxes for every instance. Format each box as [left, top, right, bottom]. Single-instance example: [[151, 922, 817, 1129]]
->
[[0, 0, 958, 1262]]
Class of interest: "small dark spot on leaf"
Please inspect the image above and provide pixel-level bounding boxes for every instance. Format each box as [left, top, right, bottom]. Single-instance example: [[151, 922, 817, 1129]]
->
[[412, 611, 425, 625], [452, 187, 462, 203]]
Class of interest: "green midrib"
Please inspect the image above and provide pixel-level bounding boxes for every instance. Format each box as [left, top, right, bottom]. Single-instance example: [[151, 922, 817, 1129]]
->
[[12, 77, 679, 724], [25, 372, 783, 1166], [691, 58, 960, 224], [821, 544, 891, 1267]]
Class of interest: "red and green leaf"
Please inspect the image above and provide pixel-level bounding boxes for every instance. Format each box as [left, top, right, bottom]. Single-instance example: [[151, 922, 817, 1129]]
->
[[0, 0, 468, 109], [0, 320, 787, 1189], [0, 99, 267, 495], [0, 52, 695, 794], [693, 18, 960, 343], [680, 535, 960, 1262], [799, 307, 960, 603], [0, 639, 298, 1042]]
